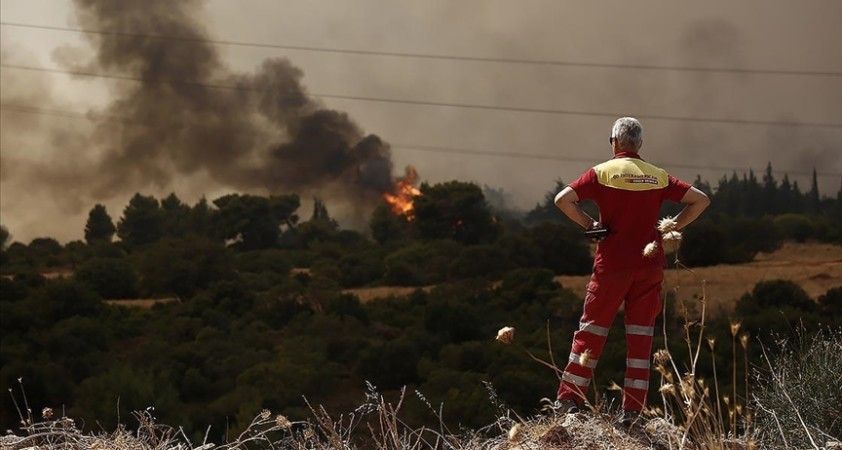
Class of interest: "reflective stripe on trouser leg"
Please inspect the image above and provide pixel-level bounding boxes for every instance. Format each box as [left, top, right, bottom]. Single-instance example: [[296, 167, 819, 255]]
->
[[624, 378, 649, 390], [559, 270, 631, 402], [626, 358, 650, 369], [569, 352, 598, 368], [622, 267, 664, 411], [562, 371, 591, 387], [579, 321, 610, 337], [626, 324, 654, 336]]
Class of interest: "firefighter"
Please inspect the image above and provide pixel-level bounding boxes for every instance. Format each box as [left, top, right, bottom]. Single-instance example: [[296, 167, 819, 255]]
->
[[553, 117, 710, 424]]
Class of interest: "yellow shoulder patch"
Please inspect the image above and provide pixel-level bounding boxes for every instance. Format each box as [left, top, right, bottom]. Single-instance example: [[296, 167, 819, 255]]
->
[[593, 158, 668, 191]]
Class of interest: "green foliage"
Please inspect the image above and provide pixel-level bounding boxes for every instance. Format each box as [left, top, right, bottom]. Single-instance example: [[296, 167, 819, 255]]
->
[[413, 181, 498, 244], [448, 245, 510, 279], [383, 240, 461, 286], [527, 223, 592, 274], [819, 287, 842, 317], [74, 257, 139, 299], [370, 203, 411, 244], [774, 213, 815, 242], [736, 280, 820, 334], [84, 204, 116, 244], [754, 330, 842, 449], [137, 236, 234, 298], [118, 194, 164, 247], [213, 193, 300, 250]]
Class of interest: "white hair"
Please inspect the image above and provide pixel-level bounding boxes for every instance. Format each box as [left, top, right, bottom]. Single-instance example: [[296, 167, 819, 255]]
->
[[611, 117, 643, 150]]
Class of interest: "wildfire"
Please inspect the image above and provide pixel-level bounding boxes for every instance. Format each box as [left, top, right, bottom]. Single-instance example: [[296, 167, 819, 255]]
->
[[383, 166, 422, 219]]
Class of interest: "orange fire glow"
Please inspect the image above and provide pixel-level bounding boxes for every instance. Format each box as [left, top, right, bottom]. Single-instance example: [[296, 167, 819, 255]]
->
[[382, 166, 422, 219]]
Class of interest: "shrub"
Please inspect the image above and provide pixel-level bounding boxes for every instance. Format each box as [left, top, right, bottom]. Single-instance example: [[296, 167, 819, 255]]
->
[[137, 236, 234, 298], [383, 240, 461, 286], [754, 329, 842, 449], [448, 245, 510, 279], [75, 257, 139, 299], [774, 213, 815, 242], [234, 249, 291, 275], [527, 223, 592, 274]]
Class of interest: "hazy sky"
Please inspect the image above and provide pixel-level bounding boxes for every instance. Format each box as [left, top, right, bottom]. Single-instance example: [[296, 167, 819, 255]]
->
[[1, 0, 841, 242]]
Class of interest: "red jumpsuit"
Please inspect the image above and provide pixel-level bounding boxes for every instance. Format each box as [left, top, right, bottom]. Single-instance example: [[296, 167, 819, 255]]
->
[[557, 151, 690, 411]]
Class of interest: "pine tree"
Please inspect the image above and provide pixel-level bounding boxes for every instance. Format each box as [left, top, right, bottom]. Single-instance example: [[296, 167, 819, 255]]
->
[[807, 168, 821, 213], [117, 194, 163, 247], [84, 204, 116, 244], [762, 162, 777, 214]]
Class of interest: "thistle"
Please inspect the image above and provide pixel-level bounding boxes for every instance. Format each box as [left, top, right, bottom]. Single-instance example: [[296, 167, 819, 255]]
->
[[496, 326, 515, 344], [658, 216, 678, 233], [643, 241, 659, 257]]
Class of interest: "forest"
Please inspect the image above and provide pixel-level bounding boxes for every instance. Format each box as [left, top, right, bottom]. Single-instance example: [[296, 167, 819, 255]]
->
[[1, 165, 840, 441]]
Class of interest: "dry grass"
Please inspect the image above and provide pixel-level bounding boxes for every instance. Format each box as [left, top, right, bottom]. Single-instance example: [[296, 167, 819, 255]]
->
[[556, 242, 841, 314], [343, 286, 434, 303], [341, 243, 840, 309], [104, 298, 180, 309]]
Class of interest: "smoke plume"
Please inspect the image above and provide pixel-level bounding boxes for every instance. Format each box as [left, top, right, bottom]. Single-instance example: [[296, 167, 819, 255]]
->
[[25, 0, 397, 216]]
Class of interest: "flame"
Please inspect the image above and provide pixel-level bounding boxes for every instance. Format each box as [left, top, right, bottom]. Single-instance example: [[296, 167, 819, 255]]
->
[[383, 165, 421, 219]]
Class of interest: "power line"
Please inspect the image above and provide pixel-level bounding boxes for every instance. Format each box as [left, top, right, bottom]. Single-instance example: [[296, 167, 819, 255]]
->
[[2, 21, 841, 78], [3, 103, 839, 178], [392, 144, 840, 178], [3, 63, 842, 129]]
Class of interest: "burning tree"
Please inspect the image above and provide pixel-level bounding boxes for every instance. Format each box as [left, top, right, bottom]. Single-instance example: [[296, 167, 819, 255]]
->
[[382, 166, 422, 220]]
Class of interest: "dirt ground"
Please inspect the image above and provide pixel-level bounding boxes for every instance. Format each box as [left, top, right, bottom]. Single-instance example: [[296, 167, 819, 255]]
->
[[104, 298, 179, 308], [555, 242, 841, 312]]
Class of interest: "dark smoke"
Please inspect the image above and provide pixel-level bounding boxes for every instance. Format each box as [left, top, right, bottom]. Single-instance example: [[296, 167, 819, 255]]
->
[[68, 0, 394, 206]]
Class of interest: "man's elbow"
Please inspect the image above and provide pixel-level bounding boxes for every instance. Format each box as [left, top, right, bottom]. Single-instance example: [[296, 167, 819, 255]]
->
[[554, 187, 578, 209], [694, 192, 711, 212]]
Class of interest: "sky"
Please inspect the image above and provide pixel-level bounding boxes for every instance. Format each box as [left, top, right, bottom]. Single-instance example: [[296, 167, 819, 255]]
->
[[1, 0, 841, 242]]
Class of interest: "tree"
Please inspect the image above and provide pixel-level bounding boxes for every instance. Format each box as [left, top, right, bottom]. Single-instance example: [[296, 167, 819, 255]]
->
[[0, 225, 9, 249], [190, 197, 213, 237], [528, 222, 592, 274], [807, 168, 820, 213], [74, 257, 139, 299], [369, 203, 410, 244], [0, 225, 9, 266], [161, 193, 191, 237], [84, 204, 116, 244], [117, 194, 164, 247], [413, 181, 498, 244], [137, 236, 234, 298], [212, 194, 300, 250]]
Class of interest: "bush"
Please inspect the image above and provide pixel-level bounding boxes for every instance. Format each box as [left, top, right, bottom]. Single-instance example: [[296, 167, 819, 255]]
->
[[448, 245, 510, 279], [754, 329, 842, 449], [527, 223, 592, 274], [75, 257, 139, 299], [679, 222, 722, 266], [383, 240, 461, 286], [818, 286, 842, 317], [774, 214, 815, 242], [137, 236, 234, 298], [234, 249, 291, 275]]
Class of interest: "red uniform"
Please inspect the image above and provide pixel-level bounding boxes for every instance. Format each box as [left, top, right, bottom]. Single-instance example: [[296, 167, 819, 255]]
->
[[557, 151, 690, 411]]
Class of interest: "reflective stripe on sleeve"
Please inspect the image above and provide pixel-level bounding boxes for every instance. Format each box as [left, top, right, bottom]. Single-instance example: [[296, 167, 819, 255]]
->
[[624, 378, 649, 390], [626, 324, 655, 336], [626, 358, 650, 369], [579, 321, 610, 337], [562, 371, 591, 387], [569, 352, 598, 369]]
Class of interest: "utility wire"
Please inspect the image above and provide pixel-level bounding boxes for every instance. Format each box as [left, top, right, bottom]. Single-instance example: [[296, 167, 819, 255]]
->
[[3, 63, 842, 129], [3, 103, 839, 178], [2, 21, 841, 78]]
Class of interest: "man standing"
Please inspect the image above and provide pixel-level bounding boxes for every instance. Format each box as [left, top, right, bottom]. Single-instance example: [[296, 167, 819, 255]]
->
[[553, 117, 710, 421]]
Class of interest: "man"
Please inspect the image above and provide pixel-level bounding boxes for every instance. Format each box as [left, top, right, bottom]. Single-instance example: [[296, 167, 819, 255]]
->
[[553, 117, 710, 421]]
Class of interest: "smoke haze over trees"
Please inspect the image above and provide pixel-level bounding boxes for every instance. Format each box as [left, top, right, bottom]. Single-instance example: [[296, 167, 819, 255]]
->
[[1, 0, 840, 242]]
